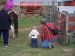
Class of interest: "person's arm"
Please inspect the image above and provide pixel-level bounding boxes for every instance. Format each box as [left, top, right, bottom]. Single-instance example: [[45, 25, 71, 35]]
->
[[54, 24, 60, 30], [29, 30, 32, 38], [40, 26, 45, 41], [35, 30, 40, 35]]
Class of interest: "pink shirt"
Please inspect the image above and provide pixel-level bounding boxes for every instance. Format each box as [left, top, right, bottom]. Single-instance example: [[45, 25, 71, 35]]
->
[[5, 0, 13, 10]]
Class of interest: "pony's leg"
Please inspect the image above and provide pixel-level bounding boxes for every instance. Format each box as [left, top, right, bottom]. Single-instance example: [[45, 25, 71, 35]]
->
[[14, 21, 18, 37], [10, 25, 15, 38], [14, 29, 18, 37]]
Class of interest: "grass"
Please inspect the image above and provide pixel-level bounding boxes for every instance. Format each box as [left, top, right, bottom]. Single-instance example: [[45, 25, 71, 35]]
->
[[18, 16, 41, 29], [0, 16, 74, 56], [1, 31, 74, 56], [0, 32, 71, 56]]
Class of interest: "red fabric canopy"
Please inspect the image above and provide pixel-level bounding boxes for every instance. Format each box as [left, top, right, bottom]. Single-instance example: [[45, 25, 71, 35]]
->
[[19, 2, 41, 6]]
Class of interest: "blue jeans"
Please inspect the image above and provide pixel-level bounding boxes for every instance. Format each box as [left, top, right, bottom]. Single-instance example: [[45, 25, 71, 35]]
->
[[31, 38, 38, 48], [41, 40, 49, 48], [41, 39, 55, 48], [0, 30, 9, 45]]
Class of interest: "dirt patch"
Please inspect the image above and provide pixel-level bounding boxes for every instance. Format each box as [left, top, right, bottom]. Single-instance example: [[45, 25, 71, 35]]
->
[[63, 48, 73, 56]]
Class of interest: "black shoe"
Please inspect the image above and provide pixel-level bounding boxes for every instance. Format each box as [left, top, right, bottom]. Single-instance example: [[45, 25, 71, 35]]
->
[[51, 46, 54, 49]]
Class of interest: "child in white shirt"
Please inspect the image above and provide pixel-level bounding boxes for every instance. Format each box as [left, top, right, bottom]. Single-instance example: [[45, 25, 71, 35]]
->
[[29, 26, 39, 48]]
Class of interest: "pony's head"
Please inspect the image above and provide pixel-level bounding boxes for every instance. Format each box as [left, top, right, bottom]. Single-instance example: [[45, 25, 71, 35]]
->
[[8, 11, 14, 16], [8, 11, 18, 19]]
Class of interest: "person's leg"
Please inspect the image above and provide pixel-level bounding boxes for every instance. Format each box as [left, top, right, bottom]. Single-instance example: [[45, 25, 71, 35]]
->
[[51, 39, 55, 48], [0, 31, 2, 41], [34, 38, 38, 48], [0, 31, 2, 38], [3, 30, 9, 47], [41, 40, 49, 48], [31, 38, 38, 48], [31, 38, 34, 47], [48, 41, 52, 48]]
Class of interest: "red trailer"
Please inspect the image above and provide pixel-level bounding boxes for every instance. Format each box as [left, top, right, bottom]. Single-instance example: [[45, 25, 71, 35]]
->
[[18, 2, 41, 14], [64, 0, 75, 6]]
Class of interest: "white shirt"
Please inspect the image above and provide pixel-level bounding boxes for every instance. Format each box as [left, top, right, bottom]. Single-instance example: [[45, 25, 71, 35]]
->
[[29, 29, 39, 38]]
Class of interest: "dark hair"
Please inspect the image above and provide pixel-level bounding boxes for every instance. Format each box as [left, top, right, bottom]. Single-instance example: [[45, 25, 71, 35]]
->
[[40, 19, 47, 24]]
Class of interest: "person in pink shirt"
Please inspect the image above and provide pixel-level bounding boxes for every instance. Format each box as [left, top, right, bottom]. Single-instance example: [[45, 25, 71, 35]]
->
[[4, 0, 13, 12]]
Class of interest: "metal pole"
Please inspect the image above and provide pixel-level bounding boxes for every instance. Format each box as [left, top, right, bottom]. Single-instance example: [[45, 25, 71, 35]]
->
[[66, 14, 69, 35], [66, 13, 71, 46]]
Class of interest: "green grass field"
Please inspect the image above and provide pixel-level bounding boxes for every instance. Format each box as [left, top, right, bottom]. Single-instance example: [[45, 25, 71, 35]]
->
[[0, 16, 74, 56], [18, 16, 41, 29]]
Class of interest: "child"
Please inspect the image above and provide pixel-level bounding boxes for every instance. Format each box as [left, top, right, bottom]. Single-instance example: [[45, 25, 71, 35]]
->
[[29, 26, 40, 48]]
